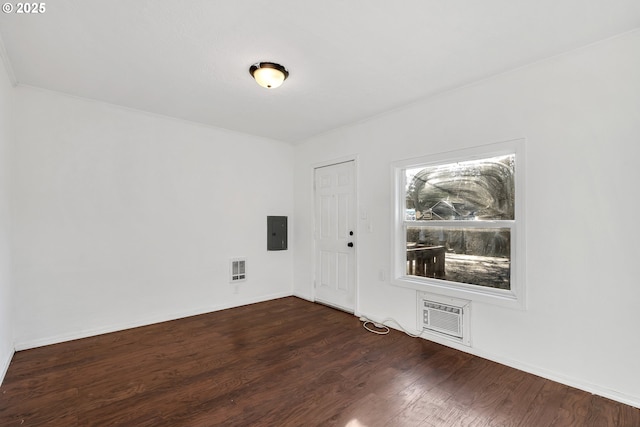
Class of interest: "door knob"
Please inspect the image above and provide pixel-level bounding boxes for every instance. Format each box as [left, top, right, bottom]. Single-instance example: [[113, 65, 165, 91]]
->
[[347, 242, 354, 247]]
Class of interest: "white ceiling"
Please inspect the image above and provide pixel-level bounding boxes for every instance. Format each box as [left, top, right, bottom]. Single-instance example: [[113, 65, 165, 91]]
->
[[1, 1, 639, 143]]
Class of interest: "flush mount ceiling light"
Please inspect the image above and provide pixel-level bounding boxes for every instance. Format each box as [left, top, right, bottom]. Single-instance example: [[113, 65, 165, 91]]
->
[[249, 62, 289, 89]]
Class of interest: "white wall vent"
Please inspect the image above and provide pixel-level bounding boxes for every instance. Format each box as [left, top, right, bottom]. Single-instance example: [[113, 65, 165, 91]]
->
[[417, 292, 471, 346], [230, 258, 246, 282]]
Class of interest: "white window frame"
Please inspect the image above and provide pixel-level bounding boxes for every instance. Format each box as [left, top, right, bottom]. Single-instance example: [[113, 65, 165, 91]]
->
[[391, 139, 526, 309]]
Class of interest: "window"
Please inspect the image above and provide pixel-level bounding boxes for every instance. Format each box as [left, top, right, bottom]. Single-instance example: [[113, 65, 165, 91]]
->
[[392, 140, 525, 308]]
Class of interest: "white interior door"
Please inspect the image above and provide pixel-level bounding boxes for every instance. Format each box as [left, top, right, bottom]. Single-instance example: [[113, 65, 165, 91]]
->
[[314, 161, 356, 312]]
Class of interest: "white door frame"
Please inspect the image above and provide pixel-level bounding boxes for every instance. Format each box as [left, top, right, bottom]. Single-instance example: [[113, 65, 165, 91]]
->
[[311, 155, 360, 315]]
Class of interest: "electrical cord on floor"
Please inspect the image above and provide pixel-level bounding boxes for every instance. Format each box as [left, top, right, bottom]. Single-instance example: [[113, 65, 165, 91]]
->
[[360, 318, 390, 335], [359, 316, 421, 338]]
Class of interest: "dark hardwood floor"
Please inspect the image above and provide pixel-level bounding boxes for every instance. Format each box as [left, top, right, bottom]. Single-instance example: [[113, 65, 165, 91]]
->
[[1, 297, 638, 426]]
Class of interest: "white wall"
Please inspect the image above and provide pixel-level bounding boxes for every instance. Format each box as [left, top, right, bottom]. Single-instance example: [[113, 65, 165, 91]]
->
[[294, 30, 640, 407], [0, 48, 15, 384], [11, 87, 294, 349]]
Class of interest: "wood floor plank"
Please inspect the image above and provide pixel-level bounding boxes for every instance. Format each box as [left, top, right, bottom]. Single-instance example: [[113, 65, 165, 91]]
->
[[1, 297, 638, 426], [385, 382, 453, 426], [482, 366, 547, 427]]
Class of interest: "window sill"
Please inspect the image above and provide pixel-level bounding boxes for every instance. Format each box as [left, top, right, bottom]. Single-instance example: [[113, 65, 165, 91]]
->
[[392, 275, 525, 310]]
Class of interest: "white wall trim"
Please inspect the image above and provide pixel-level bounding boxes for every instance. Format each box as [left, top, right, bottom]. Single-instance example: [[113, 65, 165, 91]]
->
[[9, 293, 640, 409], [292, 291, 313, 302], [0, 348, 14, 386], [474, 343, 640, 410], [487, 352, 640, 410], [14, 291, 292, 351], [360, 310, 640, 410]]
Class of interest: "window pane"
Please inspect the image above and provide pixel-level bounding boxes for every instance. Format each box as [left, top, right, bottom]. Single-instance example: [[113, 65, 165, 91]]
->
[[406, 154, 515, 221], [406, 226, 510, 290]]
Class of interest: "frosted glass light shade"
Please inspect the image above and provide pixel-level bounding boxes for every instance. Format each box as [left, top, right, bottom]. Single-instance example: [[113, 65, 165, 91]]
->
[[249, 62, 289, 89]]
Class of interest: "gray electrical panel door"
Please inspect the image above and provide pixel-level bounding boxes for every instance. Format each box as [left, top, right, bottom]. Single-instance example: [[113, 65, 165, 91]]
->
[[267, 216, 287, 251]]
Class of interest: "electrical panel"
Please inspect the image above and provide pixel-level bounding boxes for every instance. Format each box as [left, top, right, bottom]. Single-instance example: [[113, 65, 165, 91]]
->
[[267, 216, 287, 251]]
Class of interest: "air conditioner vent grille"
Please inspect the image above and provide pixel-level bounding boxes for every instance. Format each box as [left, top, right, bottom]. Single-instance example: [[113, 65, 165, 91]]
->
[[419, 298, 466, 339], [417, 293, 471, 345]]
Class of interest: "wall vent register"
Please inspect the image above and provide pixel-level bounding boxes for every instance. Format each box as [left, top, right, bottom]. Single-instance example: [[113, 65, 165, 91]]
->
[[230, 259, 246, 282]]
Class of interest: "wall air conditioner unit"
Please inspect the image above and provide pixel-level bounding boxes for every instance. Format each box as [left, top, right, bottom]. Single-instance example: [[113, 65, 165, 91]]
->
[[417, 292, 471, 346]]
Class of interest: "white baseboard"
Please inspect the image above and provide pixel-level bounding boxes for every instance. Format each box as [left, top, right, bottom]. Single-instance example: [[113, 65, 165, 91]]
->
[[14, 294, 638, 410], [292, 291, 313, 302], [357, 311, 640, 410], [475, 348, 640, 410], [0, 347, 14, 386], [14, 291, 292, 351]]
